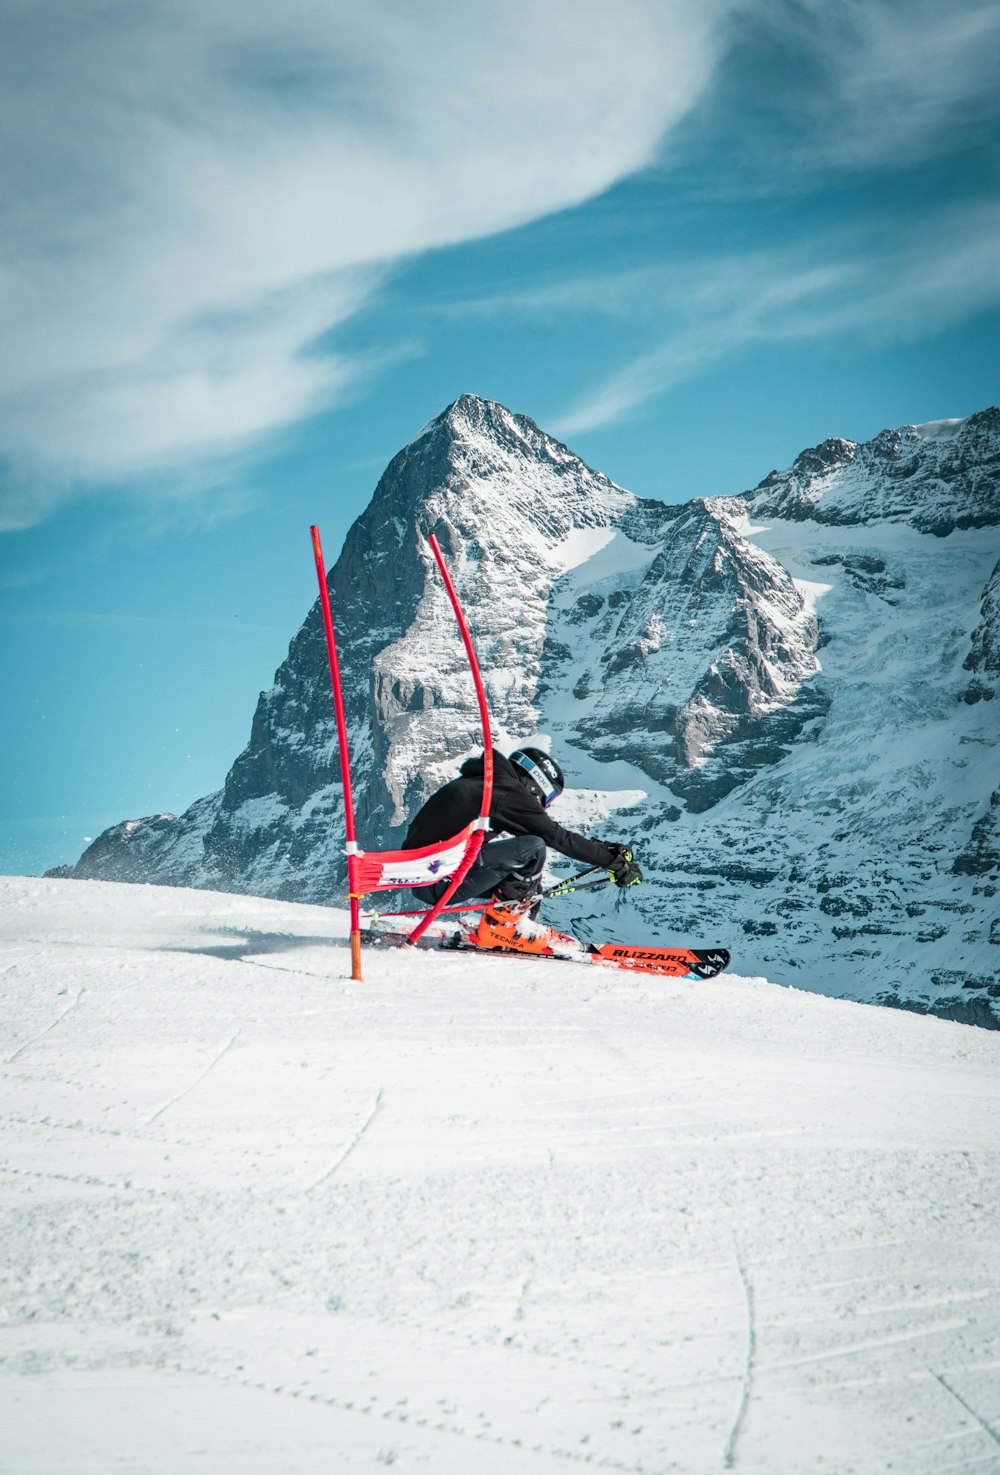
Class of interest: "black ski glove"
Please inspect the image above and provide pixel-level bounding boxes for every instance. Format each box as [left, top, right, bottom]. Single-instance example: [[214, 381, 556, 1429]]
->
[[608, 846, 643, 890]]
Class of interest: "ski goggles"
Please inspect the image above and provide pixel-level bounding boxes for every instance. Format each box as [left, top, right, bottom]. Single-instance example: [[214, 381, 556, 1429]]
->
[[514, 751, 560, 808]]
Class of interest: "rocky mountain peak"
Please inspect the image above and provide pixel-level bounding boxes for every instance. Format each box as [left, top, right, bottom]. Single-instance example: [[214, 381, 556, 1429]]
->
[[50, 399, 1000, 1027], [742, 407, 999, 534], [958, 405, 1000, 439], [793, 436, 858, 479], [438, 392, 548, 451], [364, 393, 628, 539]]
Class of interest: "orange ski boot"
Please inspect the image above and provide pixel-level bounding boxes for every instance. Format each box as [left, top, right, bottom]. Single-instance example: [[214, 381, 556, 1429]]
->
[[475, 899, 554, 954]]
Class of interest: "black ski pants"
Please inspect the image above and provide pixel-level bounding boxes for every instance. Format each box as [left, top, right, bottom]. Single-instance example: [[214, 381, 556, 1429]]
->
[[410, 833, 545, 907]]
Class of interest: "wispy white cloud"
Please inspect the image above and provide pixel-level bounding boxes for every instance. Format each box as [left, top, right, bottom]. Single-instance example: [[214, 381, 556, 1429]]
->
[[545, 0, 1000, 437], [0, 0, 730, 529], [553, 199, 1000, 435], [551, 255, 857, 435], [764, 0, 1000, 168]]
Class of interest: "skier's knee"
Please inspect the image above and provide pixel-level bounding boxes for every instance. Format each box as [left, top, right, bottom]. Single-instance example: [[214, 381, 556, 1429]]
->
[[519, 834, 546, 873]]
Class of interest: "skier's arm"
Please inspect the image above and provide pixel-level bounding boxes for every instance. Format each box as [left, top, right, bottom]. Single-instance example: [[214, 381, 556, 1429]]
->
[[499, 789, 620, 869], [536, 813, 621, 869]]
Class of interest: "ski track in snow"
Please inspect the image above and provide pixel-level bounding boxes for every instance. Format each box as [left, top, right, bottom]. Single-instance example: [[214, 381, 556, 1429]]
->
[[724, 1252, 757, 1469], [930, 1371, 1000, 1453], [302, 1085, 384, 1195], [4, 985, 85, 1063], [512, 1255, 536, 1326], [144, 1028, 241, 1125], [161, 1358, 652, 1475], [3, 876, 1000, 1475]]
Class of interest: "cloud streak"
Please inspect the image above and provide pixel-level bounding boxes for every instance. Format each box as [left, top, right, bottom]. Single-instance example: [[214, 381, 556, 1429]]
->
[[554, 199, 1000, 435], [545, 0, 1000, 437], [0, 0, 728, 529], [770, 0, 1000, 168]]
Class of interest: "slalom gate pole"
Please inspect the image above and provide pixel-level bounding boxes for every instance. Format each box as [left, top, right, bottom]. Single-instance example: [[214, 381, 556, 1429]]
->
[[407, 534, 494, 945], [310, 525, 363, 981]]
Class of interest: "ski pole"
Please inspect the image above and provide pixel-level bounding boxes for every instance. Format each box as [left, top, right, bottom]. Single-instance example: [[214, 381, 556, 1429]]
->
[[542, 864, 601, 895], [542, 865, 609, 897], [551, 877, 614, 895]]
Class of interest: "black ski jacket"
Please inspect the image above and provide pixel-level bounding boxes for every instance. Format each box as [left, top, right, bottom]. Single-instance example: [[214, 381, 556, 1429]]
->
[[403, 749, 619, 870]]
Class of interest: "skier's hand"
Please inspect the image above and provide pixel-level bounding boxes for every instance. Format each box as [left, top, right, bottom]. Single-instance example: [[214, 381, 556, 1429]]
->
[[608, 846, 643, 889]]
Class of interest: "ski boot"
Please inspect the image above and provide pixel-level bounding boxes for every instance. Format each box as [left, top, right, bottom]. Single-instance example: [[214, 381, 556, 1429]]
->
[[475, 898, 553, 953], [474, 898, 586, 958]]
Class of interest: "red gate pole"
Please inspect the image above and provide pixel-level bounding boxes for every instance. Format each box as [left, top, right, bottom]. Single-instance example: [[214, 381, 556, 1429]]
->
[[310, 525, 363, 980], [407, 534, 494, 945]]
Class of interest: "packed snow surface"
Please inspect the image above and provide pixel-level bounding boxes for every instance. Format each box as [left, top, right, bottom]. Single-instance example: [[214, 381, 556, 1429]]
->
[[3, 877, 1000, 1474]]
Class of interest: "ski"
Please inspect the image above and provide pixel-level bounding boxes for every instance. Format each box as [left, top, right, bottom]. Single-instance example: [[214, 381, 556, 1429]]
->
[[588, 942, 730, 980], [361, 915, 730, 981]]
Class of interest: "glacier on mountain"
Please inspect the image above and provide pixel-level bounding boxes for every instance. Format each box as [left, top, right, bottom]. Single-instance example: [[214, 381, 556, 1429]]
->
[[49, 397, 999, 1024]]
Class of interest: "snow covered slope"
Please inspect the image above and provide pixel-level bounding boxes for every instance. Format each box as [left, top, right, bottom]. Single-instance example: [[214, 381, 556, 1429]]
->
[[51, 398, 999, 1024], [3, 876, 1000, 1474]]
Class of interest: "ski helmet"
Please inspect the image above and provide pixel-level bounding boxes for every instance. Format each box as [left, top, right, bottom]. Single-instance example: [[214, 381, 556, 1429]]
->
[[509, 747, 565, 808]]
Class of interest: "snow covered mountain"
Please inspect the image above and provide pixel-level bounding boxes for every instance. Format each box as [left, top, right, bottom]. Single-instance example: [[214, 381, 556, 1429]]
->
[[50, 397, 1000, 1024]]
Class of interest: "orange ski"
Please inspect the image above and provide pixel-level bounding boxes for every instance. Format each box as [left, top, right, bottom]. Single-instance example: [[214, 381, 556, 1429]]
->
[[589, 943, 730, 979]]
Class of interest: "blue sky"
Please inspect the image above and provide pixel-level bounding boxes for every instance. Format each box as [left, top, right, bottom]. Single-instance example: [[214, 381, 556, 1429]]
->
[[2, 0, 999, 875]]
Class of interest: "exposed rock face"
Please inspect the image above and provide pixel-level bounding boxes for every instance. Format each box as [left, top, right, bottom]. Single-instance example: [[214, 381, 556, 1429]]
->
[[744, 408, 1000, 536], [954, 790, 1000, 877], [51, 397, 1000, 1024], [543, 497, 826, 811], [963, 558, 1000, 703]]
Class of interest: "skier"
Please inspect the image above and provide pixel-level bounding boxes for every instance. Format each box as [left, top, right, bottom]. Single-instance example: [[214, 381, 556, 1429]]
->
[[404, 746, 642, 953]]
